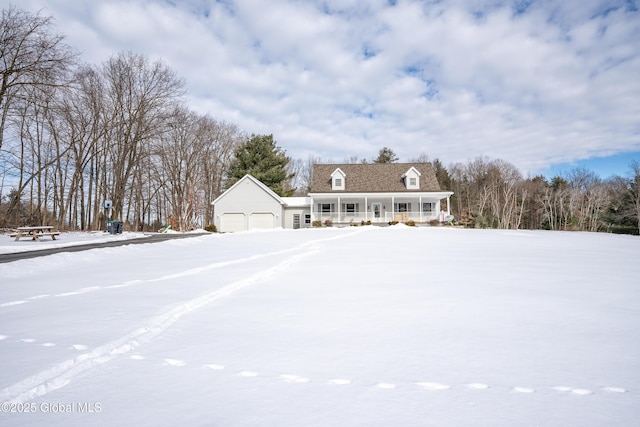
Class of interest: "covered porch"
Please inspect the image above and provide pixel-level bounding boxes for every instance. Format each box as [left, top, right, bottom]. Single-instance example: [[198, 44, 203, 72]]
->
[[310, 192, 453, 224]]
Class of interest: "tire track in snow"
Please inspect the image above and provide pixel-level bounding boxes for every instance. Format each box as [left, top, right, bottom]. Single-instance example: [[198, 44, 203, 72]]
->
[[0, 228, 369, 308], [0, 248, 295, 307], [0, 230, 365, 404]]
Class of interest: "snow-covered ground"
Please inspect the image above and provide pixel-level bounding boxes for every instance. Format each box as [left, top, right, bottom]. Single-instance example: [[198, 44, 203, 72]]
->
[[0, 226, 639, 426], [0, 231, 150, 254]]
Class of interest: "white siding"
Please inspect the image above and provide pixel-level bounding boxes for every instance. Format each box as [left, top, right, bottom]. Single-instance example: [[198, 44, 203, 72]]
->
[[214, 176, 284, 232], [283, 206, 311, 229]]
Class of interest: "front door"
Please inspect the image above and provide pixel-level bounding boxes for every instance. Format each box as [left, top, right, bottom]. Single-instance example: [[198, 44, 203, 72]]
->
[[372, 203, 381, 220], [293, 214, 300, 229]]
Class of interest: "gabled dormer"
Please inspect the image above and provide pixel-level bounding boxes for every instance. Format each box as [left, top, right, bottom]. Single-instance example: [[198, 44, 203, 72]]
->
[[331, 168, 346, 190], [402, 166, 421, 190]]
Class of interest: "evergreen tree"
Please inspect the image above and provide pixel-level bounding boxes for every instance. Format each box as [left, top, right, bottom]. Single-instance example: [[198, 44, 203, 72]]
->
[[225, 134, 294, 196], [432, 158, 451, 190], [373, 147, 399, 163]]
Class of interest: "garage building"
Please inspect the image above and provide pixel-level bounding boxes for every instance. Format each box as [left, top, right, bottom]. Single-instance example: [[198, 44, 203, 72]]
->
[[212, 175, 310, 232]]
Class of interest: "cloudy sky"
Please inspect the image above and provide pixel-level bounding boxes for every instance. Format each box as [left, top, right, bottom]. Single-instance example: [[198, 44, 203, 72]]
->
[[8, 0, 640, 177]]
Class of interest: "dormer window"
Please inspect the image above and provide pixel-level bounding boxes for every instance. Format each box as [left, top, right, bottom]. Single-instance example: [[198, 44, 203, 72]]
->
[[402, 167, 421, 190], [331, 168, 346, 190]]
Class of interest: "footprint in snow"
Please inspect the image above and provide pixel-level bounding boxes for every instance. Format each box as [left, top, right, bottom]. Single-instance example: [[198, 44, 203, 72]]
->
[[513, 387, 535, 393], [376, 383, 397, 389], [164, 358, 186, 367], [204, 364, 225, 370], [602, 387, 626, 393], [415, 382, 451, 391], [467, 383, 490, 390], [551, 386, 572, 392], [0, 335, 8, 340], [72, 344, 88, 350], [328, 379, 351, 385], [21, 338, 36, 343], [279, 374, 310, 383], [130, 354, 145, 360], [550, 386, 592, 395], [238, 371, 258, 377], [42, 342, 56, 347], [571, 389, 593, 395]]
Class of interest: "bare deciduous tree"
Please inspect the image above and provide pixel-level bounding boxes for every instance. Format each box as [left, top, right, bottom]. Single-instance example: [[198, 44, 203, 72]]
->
[[0, 6, 76, 151], [101, 51, 185, 222]]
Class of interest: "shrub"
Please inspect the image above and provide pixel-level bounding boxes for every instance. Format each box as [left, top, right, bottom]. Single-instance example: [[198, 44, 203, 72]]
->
[[405, 220, 416, 227], [324, 219, 333, 227], [361, 220, 372, 226], [428, 219, 440, 226], [312, 220, 322, 228], [204, 224, 217, 232], [388, 220, 399, 226], [349, 222, 359, 227]]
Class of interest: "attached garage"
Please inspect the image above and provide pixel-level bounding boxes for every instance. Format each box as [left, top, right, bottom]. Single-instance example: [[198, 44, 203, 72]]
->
[[249, 212, 275, 229], [220, 213, 246, 232], [213, 175, 286, 232]]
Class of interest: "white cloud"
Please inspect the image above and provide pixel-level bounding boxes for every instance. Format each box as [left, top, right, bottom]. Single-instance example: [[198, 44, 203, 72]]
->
[[5, 0, 640, 173]]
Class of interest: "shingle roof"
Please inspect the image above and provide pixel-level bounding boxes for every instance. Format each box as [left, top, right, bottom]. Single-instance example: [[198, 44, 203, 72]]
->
[[309, 163, 442, 193]]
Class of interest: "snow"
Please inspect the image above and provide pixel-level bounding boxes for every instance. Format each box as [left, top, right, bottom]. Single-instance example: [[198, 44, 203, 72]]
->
[[0, 232, 150, 254], [0, 227, 639, 426]]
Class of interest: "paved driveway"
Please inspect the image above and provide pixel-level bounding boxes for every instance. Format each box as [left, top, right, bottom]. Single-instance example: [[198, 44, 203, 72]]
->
[[0, 233, 209, 264]]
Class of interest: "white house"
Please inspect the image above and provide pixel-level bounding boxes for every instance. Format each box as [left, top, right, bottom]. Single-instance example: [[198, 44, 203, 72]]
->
[[212, 163, 453, 232], [212, 175, 311, 232], [309, 163, 453, 224]]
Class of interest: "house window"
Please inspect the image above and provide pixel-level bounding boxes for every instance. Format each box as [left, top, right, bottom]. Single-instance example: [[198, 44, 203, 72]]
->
[[397, 203, 410, 212], [422, 202, 434, 213], [403, 168, 421, 189], [342, 203, 359, 213], [304, 214, 311, 224], [320, 203, 334, 213], [331, 168, 346, 190]]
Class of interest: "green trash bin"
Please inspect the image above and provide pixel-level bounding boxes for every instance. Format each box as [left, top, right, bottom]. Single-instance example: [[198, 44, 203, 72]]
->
[[106, 220, 123, 234]]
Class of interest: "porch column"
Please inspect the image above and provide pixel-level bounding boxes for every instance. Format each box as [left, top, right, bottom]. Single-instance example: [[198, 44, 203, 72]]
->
[[337, 196, 341, 223], [419, 196, 422, 223], [391, 196, 395, 222], [365, 196, 368, 221], [310, 196, 314, 222], [446, 195, 451, 216]]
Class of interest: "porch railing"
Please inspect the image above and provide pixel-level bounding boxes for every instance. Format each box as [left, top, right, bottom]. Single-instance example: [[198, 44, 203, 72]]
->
[[313, 212, 440, 224]]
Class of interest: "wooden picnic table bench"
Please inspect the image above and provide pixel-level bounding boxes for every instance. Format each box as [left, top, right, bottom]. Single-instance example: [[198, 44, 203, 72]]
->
[[10, 226, 60, 242]]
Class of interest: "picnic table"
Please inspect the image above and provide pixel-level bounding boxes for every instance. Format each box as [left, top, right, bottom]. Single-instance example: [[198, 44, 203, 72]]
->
[[11, 226, 60, 242]]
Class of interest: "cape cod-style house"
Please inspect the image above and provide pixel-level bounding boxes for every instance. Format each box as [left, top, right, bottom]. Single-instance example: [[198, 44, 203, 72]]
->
[[308, 163, 453, 224], [212, 163, 453, 232]]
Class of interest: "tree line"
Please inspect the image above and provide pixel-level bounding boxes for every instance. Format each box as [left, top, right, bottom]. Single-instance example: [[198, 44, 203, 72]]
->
[[1, 7, 638, 235], [441, 156, 640, 235], [0, 7, 245, 231]]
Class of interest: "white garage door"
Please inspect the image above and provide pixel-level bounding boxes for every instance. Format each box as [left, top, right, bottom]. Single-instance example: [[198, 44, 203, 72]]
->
[[221, 213, 246, 232], [249, 213, 275, 229]]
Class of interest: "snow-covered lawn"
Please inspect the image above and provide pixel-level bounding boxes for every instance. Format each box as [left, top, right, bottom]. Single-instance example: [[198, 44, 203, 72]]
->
[[1, 227, 639, 426]]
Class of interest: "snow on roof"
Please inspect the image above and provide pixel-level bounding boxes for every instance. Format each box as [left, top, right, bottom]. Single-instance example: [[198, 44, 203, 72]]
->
[[282, 197, 311, 207]]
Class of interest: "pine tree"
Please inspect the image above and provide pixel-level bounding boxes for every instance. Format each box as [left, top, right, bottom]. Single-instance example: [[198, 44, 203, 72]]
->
[[373, 147, 399, 163], [225, 134, 295, 196]]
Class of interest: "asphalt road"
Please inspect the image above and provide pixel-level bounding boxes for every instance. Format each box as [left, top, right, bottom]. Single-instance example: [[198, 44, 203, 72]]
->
[[0, 233, 209, 264]]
